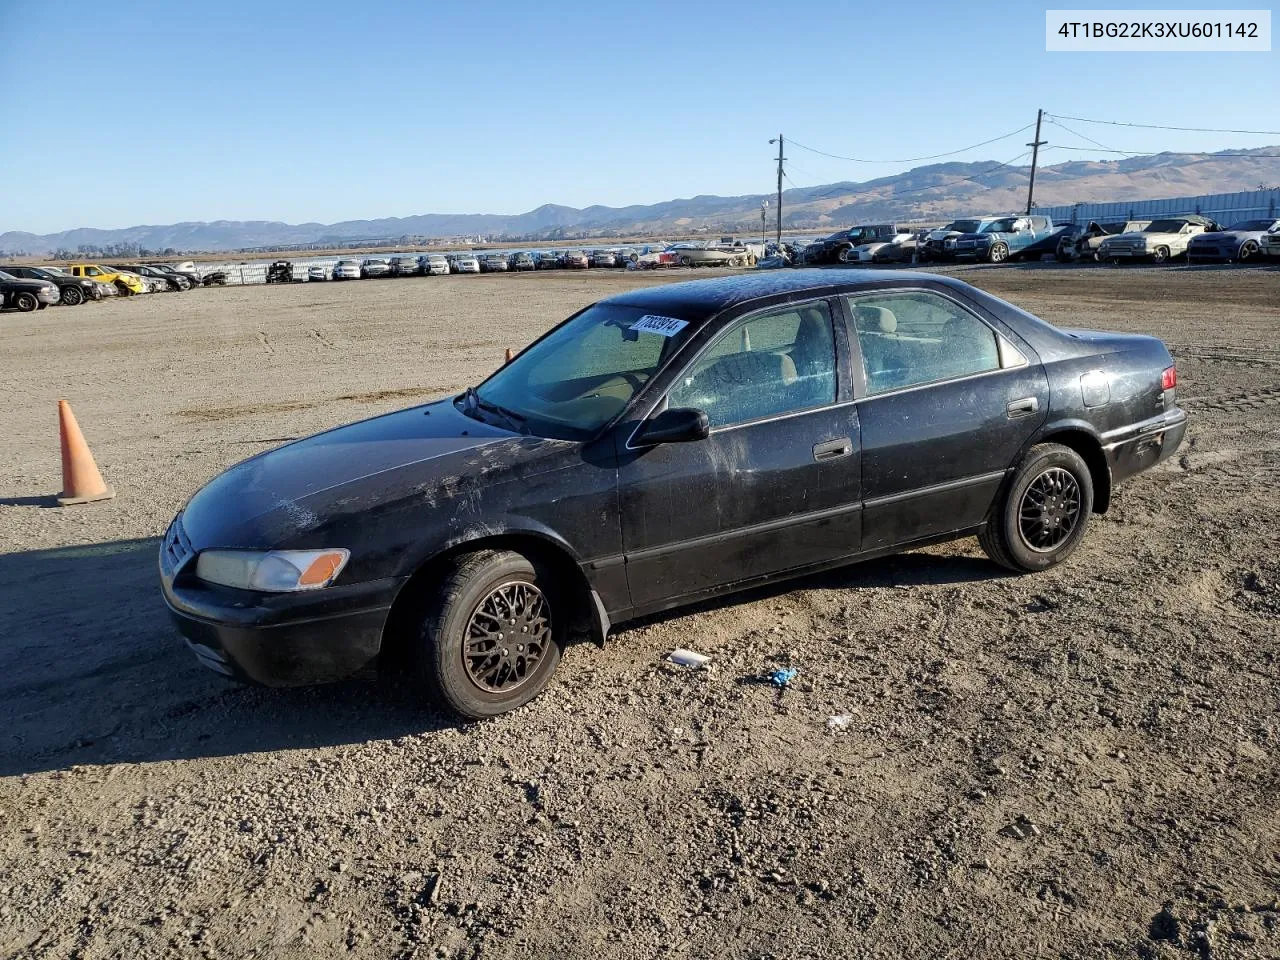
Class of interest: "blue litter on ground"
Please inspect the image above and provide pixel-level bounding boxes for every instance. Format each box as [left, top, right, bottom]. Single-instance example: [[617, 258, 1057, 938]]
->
[[767, 667, 798, 688]]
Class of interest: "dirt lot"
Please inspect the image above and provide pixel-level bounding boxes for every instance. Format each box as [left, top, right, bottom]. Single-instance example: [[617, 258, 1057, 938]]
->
[[2, 264, 1279, 960]]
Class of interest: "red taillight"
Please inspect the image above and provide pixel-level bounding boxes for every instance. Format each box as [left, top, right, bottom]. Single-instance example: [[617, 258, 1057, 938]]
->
[[1161, 366, 1177, 391]]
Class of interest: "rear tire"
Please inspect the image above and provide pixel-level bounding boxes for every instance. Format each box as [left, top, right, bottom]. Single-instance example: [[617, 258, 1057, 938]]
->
[[979, 443, 1094, 573], [409, 550, 564, 720]]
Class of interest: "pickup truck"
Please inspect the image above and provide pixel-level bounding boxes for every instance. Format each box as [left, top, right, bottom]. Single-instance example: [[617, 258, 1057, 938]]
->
[[67, 263, 146, 295], [945, 215, 1055, 263]]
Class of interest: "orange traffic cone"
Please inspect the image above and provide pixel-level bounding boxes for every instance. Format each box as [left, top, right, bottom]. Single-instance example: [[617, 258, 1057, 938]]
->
[[504, 347, 515, 364], [56, 400, 115, 506]]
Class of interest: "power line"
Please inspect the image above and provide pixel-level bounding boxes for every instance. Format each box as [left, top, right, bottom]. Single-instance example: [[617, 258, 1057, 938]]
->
[[788, 123, 1034, 164], [801, 151, 1032, 204], [1046, 117, 1134, 155], [1048, 144, 1280, 159], [1047, 113, 1280, 137]]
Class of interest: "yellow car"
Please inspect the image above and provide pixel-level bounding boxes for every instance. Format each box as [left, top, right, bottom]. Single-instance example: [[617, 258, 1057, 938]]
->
[[67, 263, 146, 295]]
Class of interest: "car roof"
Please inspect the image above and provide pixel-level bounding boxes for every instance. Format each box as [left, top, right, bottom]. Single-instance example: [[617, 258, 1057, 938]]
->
[[602, 268, 932, 319]]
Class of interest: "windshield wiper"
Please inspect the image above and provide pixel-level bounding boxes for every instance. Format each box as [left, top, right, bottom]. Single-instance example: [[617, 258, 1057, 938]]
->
[[459, 386, 528, 434]]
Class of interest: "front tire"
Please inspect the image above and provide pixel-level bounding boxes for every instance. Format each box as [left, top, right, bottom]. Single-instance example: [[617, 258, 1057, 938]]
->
[[1151, 245, 1170, 264], [13, 292, 38, 312], [61, 285, 84, 306], [411, 550, 564, 720], [979, 443, 1093, 573], [987, 242, 1009, 264], [1239, 240, 1259, 262]]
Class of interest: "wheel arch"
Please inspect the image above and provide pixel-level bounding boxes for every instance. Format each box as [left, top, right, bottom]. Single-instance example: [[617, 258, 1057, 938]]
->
[[1036, 425, 1112, 513], [380, 529, 608, 675]]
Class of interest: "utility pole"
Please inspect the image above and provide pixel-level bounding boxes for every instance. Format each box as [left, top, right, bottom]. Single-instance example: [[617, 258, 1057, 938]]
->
[[769, 135, 784, 244], [1025, 108, 1047, 216]]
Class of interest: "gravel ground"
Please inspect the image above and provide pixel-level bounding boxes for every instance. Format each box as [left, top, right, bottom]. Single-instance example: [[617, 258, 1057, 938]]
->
[[2, 263, 1279, 959]]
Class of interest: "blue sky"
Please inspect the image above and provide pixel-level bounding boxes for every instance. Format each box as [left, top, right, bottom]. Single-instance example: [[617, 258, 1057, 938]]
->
[[1, 0, 1275, 234]]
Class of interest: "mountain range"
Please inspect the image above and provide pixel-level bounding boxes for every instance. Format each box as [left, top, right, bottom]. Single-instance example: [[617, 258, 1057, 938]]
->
[[4, 148, 1278, 255]]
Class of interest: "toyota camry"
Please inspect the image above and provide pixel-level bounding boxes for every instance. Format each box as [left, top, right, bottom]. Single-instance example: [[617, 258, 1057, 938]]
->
[[160, 271, 1187, 718]]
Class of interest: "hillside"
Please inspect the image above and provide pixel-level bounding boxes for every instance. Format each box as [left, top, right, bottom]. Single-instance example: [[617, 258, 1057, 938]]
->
[[3, 148, 1278, 255]]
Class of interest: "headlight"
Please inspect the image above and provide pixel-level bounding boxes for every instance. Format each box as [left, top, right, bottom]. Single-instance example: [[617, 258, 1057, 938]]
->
[[195, 548, 349, 592]]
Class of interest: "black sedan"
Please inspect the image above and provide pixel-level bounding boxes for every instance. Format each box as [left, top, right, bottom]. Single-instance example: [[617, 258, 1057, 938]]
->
[[160, 271, 1187, 718]]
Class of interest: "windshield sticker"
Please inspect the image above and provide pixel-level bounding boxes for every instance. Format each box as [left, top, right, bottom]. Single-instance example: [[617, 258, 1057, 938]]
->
[[631, 315, 688, 337]]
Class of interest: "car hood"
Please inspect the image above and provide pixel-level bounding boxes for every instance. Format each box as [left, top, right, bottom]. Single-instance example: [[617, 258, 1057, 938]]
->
[[1191, 231, 1253, 243], [1, 277, 53, 291], [181, 398, 518, 548]]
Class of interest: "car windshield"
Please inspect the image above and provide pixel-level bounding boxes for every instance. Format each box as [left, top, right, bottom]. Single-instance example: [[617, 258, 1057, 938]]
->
[[981, 218, 1018, 233], [43, 266, 68, 275], [1145, 219, 1189, 232], [943, 220, 982, 233], [1226, 219, 1277, 231], [469, 302, 697, 441]]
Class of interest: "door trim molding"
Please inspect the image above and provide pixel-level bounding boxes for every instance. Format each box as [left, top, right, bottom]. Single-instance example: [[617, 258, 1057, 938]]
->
[[624, 499, 863, 565], [862, 469, 1008, 510]]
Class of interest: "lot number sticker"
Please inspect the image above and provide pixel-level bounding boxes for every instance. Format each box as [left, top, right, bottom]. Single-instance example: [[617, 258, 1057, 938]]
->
[[631, 315, 689, 337]]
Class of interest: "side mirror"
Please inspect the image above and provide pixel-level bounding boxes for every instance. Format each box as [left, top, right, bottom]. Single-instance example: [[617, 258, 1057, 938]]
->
[[633, 407, 709, 446]]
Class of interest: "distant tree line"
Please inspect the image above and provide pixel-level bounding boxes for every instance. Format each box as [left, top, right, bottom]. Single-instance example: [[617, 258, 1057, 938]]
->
[[46, 243, 181, 260]]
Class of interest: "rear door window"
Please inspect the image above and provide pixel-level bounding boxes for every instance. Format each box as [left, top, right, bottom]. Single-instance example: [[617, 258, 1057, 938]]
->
[[847, 291, 1001, 395]]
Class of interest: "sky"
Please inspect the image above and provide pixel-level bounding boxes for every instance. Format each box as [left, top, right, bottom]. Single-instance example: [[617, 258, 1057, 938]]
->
[[1, 0, 1276, 235]]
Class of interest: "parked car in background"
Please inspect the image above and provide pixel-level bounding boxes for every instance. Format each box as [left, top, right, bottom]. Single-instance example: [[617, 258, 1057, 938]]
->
[[0, 268, 60, 311], [804, 224, 906, 264], [867, 231, 924, 263], [1098, 215, 1216, 263], [917, 218, 1000, 262], [450, 254, 481, 274], [154, 262, 202, 287], [67, 263, 146, 295], [111, 263, 191, 290], [944, 215, 1055, 263], [0, 265, 101, 305], [508, 251, 536, 271], [390, 255, 421, 276], [265, 261, 295, 284], [159, 270, 1187, 719], [1262, 229, 1280, 260], [479, 253, 509, 273], [1186, 218, 1280, 263], [841, 227, 917, 263], [420, 253, 451, 276], [591, 249, 618, 268], [360, 258, 391, 278], [333, 260, 361, 280], [535, 251, 561, 270], [1051, 221, 1139, 262], [562, 250, 590, 269], [307, 265, 328, 282]]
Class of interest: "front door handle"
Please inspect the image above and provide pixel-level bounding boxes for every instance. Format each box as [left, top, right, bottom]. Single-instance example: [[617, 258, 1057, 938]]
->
[[813, 437, 853, 462], [1006, 397, 1039, 419]]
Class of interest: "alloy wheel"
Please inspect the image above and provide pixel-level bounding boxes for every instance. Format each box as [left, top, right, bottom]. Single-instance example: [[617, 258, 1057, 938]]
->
[[990, 243, 1008, 263], [1018, 467, 1082, 552], [62, 286, 83, 306], [462, 581, 552, 693]]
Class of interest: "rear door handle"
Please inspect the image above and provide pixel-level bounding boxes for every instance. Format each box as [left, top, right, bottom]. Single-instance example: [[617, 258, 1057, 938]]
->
[[813, 437, 853, 462], [1006, 397, 1039, 419]]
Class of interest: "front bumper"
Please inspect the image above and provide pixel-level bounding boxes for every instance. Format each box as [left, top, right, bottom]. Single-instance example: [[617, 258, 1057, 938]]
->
[[38, 287, 61, 304], [162, 569, 402, 686]]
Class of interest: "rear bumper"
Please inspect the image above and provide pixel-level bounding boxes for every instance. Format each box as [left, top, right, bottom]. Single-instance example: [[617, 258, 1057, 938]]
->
[[1104, 407, 1188, 486], [163, 575, 401, 686]]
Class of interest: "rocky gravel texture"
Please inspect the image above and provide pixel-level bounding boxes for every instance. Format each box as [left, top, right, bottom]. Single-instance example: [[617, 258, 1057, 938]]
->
[[2, 263, 1279, 958]]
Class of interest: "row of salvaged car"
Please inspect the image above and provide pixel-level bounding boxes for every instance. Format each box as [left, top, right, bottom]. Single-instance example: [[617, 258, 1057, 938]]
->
[[796, 214, 1280, 266], [265, 242, 765, 283], [0, 260, 216, 311]]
